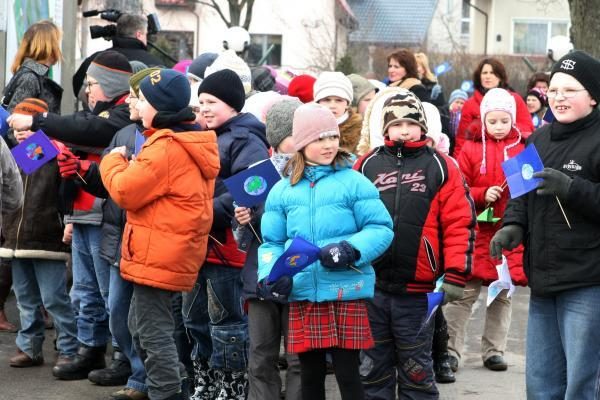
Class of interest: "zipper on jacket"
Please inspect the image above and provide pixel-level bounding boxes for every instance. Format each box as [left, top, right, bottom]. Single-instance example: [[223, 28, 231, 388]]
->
[[391, 150, 404, 264], [310, 181, 318, 301], [15, 175, 29, 250]]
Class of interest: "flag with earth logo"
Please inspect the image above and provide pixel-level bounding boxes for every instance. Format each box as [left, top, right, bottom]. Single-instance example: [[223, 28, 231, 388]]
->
[[10, 130, 58, 174], [501, 143, 544, 199], [224, 159, 281, 207]]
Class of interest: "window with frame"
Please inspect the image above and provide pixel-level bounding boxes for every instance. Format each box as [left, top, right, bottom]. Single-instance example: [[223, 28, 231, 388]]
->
[[247, 34, 282, 66], [513, 20, 569, 55], [461, 1, 471, 38]]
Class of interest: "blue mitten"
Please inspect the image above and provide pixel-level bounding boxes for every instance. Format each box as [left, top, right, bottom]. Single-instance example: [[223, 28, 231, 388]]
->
[[256, 275, 293, 303], [319, 241, 360, 270]]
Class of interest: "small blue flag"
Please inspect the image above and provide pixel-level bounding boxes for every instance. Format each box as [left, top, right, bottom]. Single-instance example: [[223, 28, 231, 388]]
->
[[425, 292, 445, 324], [543, 108, 555, 123], [134, 129, 146, 155], [460, 80, 474, 93], [10, 130, 59, 175], [434, 62, 452, 76], [0, 106, 9, 137], [224, 159, 281, 208], [268, 237, 320, 283], [501, 143, 544, 199]]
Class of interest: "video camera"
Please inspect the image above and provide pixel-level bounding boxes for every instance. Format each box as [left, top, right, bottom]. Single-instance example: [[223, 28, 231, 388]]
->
[[83, 9, 161, 40]]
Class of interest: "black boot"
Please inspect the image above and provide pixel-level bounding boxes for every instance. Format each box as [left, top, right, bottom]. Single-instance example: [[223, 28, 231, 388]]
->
[[434, 352, 456, 384], [52, 343, 107, 380], [88, 349, 131, 386]]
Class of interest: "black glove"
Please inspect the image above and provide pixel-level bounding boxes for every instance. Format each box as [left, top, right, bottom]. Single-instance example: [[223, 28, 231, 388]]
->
[[533, 168, 572, 199], [319, 241, 360, 270], [256, 276, 293, 303], [489, 225, 524, 259]]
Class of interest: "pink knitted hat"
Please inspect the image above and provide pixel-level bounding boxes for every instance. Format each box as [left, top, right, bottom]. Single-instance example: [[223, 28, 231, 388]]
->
[[292, 103, 340, 151], [479, 88, 521, 174]]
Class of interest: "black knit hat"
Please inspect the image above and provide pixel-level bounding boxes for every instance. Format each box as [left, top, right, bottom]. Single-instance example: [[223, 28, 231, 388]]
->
[[551, 50, 600, 103], [92, 50, 133, 73], [198, 69, 245, 112]]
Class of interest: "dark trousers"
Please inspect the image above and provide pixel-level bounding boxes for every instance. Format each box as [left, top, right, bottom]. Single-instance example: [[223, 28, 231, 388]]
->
[[432, 308, 449, 360], [0, 259, 12, 310], [360, 290, 439, 400], [129, 284, 185, 400], [299, 348, 364, 400]]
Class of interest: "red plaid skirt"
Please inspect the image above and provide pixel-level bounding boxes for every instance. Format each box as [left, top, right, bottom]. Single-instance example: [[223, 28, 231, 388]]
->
[[287, 299, 373, 353]]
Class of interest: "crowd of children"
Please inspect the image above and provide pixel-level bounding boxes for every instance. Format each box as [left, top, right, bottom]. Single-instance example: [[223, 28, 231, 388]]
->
[[1, 17, 600, 400]]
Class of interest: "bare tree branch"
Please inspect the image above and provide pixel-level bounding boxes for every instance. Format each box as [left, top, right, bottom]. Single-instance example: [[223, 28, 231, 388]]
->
[[194, 0, 231, 27], [242, 0, 254, 30]]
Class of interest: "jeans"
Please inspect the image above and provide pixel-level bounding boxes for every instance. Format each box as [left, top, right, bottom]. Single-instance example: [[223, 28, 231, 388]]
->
[[108, 265, 147, 393], [70, 224, 110, 347], [183, 263, 248, 371], [444, 279, 512, 361], [360, 290, 438, 400], [526, 286, 600, 400], [11, 258, 78, 358], [129, 283, 185, 400], [247, 299, 301, 400]]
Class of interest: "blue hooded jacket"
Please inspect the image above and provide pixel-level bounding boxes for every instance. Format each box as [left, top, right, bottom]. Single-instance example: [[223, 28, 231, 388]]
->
[[258, 163, 393, 302]]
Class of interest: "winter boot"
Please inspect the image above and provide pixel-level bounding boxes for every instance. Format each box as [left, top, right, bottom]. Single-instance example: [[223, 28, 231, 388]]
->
[[217, 369, 248, 400], [88, 348, 131, 386], [433, 352, 456, 384], [52, 343, 107, 380]]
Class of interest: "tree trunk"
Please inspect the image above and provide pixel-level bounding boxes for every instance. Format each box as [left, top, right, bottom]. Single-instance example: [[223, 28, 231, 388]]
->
[[228, 1, 241, 26], [568, 0, 600, 57]]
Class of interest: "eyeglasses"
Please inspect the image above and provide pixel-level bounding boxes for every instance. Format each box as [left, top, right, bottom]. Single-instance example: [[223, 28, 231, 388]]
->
[[546, 88, 587, 99], [84, 80, 100, 89]]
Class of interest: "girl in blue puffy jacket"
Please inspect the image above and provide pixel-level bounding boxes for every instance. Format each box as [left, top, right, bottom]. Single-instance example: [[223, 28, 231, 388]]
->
[[258, 103, 393, 400]]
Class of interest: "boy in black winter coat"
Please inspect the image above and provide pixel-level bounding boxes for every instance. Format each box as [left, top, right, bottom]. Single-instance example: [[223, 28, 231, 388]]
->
[[491, 50, 600, 400], [355, 89, 476, 400]]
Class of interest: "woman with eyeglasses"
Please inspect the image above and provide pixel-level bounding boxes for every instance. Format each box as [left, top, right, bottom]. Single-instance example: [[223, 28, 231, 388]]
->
[[454, 58, 534, 157]]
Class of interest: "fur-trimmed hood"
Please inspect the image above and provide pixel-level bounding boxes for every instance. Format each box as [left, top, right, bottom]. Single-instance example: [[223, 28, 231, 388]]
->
[[339, 109, 363, 154]]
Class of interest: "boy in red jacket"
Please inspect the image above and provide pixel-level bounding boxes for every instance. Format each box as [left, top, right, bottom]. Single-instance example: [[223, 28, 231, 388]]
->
[[355, 89, 476, 399]]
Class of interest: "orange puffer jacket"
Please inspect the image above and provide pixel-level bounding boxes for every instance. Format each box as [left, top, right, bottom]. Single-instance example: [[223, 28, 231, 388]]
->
[[100, 128, 220, 292]]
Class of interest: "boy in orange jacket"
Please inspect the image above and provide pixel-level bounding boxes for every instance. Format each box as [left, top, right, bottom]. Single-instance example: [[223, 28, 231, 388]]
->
[[100, 69, 220, 400]]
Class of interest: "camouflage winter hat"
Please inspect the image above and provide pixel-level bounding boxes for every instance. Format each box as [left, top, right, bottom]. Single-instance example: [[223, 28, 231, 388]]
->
[[382, 89, 428, 135]]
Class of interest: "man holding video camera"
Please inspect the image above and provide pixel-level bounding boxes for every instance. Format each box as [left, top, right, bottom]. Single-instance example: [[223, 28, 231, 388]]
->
[[73, 13, 164, 99]]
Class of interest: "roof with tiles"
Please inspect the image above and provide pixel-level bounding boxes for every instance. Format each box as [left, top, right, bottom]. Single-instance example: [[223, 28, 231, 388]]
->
[[348, 0, 439, 45]]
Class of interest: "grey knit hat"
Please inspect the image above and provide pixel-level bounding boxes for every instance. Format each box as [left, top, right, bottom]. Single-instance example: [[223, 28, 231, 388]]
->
[[347, 74, 377, 108], [266, 98, 303, 149]]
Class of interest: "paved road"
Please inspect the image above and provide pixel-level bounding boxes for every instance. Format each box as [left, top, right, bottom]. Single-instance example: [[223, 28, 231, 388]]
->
[[0, 286, 528, 400]]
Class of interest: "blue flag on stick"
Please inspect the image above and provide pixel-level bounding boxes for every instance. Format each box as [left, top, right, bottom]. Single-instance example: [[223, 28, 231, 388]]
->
[[224, 159, 281, 208], [10, 130, 59, 175], [134, 129, 146, 155], [501, 144, 544, 199], [434, 62, 452, 76], [267, 237, 320, 283], [0, 106, 9, 137]]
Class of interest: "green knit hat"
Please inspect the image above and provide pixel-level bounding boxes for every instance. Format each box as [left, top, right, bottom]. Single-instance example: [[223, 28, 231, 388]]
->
[[129, 67, 161, 96]]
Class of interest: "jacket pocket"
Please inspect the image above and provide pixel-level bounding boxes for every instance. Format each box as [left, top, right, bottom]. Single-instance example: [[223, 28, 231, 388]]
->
[[122, 224, 133, 261], [422, 236, 438, 274]]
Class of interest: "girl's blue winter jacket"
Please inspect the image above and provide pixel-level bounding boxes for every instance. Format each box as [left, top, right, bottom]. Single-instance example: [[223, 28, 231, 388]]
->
[[258, 163, 393, 302]]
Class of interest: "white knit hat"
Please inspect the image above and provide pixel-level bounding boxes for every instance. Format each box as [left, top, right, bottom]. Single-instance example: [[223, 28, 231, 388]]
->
[[479, 88, 521, 174], [313, 71, 353, 104], [204, 49, 252, 95]]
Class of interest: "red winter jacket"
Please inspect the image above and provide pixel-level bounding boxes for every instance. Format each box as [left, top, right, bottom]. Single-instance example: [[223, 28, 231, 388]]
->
[[355, 140, 477, 294], [457, 127, 527, 285], [455, 89, 533, 157]]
